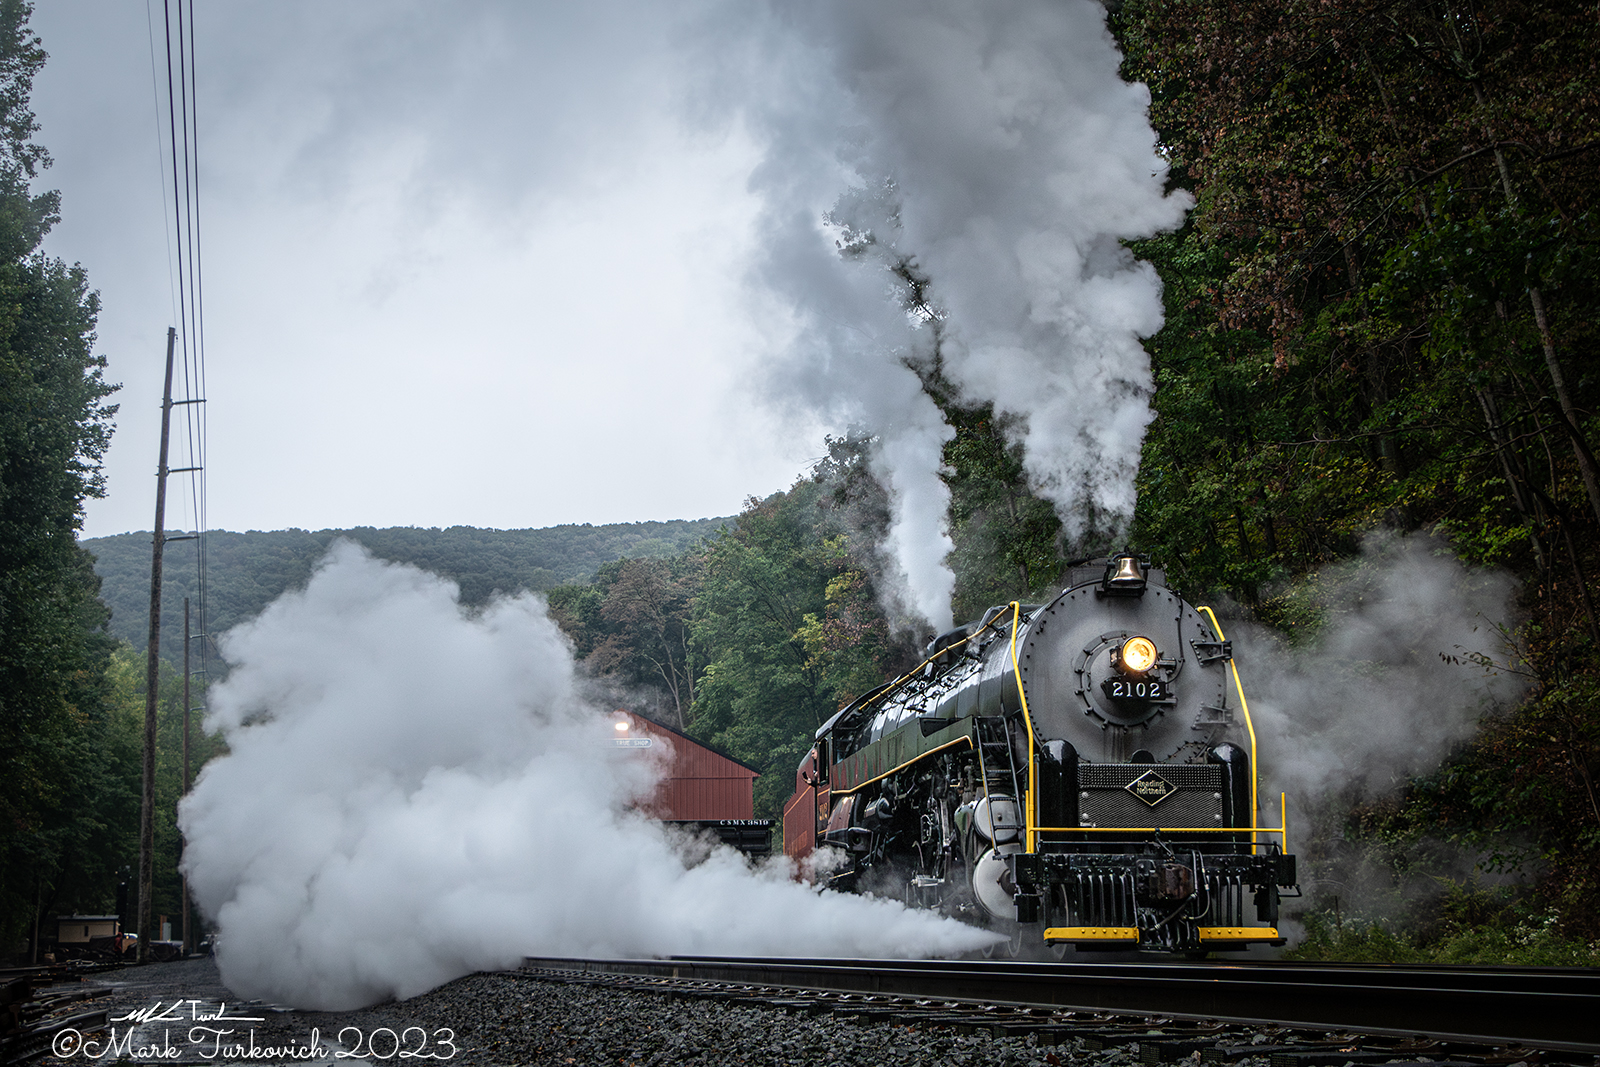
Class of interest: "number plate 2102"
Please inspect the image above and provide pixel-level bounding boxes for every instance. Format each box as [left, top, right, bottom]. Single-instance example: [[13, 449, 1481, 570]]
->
[[1103, 677, 1169, 701]]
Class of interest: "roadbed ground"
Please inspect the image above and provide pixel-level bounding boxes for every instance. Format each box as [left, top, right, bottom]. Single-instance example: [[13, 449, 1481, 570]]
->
[[39, 955, 1208, 1067], [42, 955, 439, 1066]]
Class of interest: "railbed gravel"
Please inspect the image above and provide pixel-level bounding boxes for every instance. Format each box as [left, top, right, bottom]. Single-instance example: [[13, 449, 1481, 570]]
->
[[44, 957, 1234, 1067], [387, 971, 1184, 1067]]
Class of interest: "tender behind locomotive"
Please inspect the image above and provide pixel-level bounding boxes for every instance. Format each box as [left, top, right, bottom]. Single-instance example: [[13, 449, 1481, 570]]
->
[[782, 554, 1296, 953]]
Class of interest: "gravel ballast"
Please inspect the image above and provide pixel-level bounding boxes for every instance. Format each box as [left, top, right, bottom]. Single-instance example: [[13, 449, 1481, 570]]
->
[[39, 957, 1248, 1067]]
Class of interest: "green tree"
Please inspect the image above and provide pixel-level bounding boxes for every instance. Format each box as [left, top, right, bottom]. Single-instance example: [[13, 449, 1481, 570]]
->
[[688, 486, 835, 817], [587, 554, 702, 730], [0, 0, 122, 956], [687, 479, 920, 818], [1116, 0, 1599, 621]]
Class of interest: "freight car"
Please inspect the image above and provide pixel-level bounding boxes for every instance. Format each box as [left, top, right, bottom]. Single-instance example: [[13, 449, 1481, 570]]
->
[[782, 554, 1297, 955]]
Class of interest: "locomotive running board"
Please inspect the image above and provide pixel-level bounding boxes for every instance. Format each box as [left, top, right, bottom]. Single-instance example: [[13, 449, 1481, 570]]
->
[[1042, 926, 1139, 945], [1197, 926, 1284, 945]]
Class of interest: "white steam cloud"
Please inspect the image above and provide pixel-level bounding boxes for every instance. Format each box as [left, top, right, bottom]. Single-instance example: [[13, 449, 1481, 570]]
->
[[180, 543, 996, 1011], [741, 0, 1190, 627], [1235, 536, 1527, 822]]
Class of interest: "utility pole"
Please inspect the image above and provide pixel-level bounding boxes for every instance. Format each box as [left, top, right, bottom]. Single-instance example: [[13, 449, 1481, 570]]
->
[[138, 327, 177, 964], [182, 596, 192, 956]]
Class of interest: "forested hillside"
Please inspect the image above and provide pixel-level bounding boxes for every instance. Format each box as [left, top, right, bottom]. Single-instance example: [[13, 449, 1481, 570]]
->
[[83, 519, 728, 665]]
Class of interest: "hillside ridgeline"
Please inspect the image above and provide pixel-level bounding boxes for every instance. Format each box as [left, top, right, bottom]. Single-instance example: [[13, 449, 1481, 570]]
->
[[83, 519, 729, 665]]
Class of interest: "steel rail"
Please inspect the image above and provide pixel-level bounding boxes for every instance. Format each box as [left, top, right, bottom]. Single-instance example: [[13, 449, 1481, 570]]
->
[[522, 955, 1600, 1053]]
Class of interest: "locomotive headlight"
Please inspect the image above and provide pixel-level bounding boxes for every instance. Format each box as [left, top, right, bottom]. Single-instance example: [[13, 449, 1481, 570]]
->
[[1120, 636, 1159, 674]]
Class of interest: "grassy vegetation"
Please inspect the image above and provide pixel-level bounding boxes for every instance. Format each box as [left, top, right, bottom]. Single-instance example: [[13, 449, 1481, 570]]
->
[[1287, 886, 1600, 966]]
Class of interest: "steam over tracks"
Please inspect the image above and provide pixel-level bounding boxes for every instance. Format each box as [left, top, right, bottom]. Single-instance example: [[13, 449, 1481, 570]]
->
[[519, 956, 1600, 1058]]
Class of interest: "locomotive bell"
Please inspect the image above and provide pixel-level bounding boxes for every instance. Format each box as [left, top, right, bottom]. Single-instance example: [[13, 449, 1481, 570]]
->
[[1102, 554, 1148, 596]]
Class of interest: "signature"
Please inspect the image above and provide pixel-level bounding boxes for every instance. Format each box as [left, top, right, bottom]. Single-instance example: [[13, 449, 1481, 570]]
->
[[112, 1001, 267, 1024]]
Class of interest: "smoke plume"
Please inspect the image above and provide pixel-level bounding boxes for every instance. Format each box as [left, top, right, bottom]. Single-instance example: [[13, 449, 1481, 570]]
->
[[741, 0, 1190, 627], [1231, 535, 1526, 824], [180, 543, 996, 1011]]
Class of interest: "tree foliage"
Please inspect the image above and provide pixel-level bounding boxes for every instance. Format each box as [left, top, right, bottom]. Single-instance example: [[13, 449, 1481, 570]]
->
[[1114, 0, 1600, 936], [548, 553, 702, 728], [0, 0, 124, 957], [544, 466, 923, 819], [686, 484, 839, 817], [1120, 0, 1598, 605]]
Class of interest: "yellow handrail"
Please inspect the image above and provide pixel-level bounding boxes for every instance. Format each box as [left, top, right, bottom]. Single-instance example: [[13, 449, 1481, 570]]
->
[[1195, 606, 1260, 853], [1008, 602, 1039, 853], [1031, 825, 1286, 835]]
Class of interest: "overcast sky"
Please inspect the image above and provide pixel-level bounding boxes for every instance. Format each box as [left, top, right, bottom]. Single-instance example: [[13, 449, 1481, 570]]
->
[[35, 1, 1189, 632], [35, 1, 812, 539]]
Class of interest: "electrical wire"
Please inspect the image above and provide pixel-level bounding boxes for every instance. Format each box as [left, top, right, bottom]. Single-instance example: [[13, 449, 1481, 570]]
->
[[152, 0, 210, 710]]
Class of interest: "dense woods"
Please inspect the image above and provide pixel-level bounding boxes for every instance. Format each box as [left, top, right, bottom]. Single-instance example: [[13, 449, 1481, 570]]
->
[[1113, 0, 1600, 954], [0, 0, 125, 959], [3, 0, 1595, 962]]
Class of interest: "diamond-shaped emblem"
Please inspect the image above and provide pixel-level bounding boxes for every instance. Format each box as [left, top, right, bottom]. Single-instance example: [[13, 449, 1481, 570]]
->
[[1125, 769, 1177, 807]]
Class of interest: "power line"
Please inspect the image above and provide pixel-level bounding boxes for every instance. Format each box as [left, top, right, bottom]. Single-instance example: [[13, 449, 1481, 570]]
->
[[155, 0, 207, 675], [171, 0, 209, 695], [141, 0, 209, 956]]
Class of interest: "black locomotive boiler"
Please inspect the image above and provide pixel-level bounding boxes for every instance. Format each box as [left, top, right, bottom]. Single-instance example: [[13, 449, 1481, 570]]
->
[[782, 554, 1297, 954]]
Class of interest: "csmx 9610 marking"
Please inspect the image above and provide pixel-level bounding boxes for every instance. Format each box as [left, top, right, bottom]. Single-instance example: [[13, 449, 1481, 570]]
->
[[782, 554, 1298, 956]]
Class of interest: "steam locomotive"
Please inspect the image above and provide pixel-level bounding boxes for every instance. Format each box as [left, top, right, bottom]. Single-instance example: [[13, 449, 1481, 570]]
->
[[782, 554, 1296, 955]]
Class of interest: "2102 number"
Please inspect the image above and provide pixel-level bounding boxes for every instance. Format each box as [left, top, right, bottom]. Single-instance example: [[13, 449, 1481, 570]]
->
[[1106, 679, 1167, 700]]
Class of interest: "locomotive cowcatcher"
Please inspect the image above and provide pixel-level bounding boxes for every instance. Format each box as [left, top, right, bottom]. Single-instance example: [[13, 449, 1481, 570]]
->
[[782, 554, 1297, 954]]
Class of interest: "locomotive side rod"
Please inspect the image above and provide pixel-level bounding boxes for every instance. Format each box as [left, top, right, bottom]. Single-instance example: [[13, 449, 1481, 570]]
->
[[522, 955, 1600, 1053]]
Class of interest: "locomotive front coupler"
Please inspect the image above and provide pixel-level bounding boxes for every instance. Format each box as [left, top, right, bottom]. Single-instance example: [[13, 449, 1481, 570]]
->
[[1136, 857, 1195, 902]]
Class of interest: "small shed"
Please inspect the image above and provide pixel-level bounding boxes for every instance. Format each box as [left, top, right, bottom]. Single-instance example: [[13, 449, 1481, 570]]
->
[[54, 915, 121, 944], [611, 711, 772, 855]]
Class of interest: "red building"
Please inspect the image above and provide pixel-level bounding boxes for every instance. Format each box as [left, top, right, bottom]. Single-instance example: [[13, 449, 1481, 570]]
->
[[611, 712, 772, 854]]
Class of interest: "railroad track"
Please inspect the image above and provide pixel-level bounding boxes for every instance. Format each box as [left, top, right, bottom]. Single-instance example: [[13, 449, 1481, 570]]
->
[[1, 966, 114, 1067], [520, 956, 1600, 1058]]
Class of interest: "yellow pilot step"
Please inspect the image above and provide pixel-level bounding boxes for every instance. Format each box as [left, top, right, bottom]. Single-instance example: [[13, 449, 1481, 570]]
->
[[1043, 927, 1139, 945], [1197, 927, 1284, 944]]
